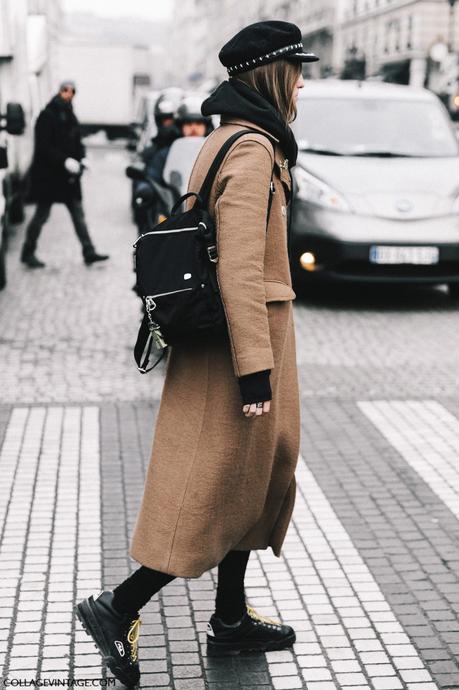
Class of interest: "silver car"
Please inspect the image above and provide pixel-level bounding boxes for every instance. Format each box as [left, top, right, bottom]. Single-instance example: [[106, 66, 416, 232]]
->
[[290, 79, 459, 297]]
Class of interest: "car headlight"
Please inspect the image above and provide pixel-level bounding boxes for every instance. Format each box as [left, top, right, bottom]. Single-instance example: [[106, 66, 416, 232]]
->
[[294, 166, 351, 212]]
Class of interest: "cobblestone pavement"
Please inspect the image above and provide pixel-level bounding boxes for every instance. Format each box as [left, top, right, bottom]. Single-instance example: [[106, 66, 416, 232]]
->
[[1, 146, 459, 689]]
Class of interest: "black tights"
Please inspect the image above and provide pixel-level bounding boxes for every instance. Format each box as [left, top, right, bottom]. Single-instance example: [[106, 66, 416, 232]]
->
[[112, 550, 250, 625]]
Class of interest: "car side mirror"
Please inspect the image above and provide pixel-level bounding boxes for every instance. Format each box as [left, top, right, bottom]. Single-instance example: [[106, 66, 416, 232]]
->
[[0, 146, 8, 169], [1, 103, 26, 135]]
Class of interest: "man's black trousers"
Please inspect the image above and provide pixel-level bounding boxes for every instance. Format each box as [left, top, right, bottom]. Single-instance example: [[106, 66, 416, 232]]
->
[[21, 199, 96, 259]]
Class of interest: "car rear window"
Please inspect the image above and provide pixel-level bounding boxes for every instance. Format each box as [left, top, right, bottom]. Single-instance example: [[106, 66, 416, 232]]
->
[[293, 96, 459, 157]]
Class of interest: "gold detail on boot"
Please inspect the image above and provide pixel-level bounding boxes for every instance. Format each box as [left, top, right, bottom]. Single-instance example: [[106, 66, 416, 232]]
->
[[246, 605, 280, 626], [127, 617, 141, 662]]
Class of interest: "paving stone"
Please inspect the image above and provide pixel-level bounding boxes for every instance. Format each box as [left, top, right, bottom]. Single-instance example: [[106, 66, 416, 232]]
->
[[174, 680, 206, 690], [268, 662, 298, 677], [272, 677, 302, 689], [335, 672, 368, 686], [371, 677, 403, 690], [301, 667, 333, 681]]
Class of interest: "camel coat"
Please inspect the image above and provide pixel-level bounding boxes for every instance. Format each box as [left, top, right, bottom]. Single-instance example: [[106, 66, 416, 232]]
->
[[129, 116, 300, 577]]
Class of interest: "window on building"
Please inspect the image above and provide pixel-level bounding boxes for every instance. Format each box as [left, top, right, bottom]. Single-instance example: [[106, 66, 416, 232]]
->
[[394, 19, 400, 51], [384, 20, 391, 53], [407, 14, 413, 49]]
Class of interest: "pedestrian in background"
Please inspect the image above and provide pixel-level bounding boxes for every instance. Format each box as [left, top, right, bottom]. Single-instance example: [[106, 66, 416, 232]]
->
[[20, 80, 109, 268], [75, 21, 318, 687], [141, 95, 181, 184]]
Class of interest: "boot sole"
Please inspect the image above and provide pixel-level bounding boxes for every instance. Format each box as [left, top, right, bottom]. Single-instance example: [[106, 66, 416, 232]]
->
[[21, 262, 45, 268], [74, 598, 140, 687], [206, 630, 296, 656]]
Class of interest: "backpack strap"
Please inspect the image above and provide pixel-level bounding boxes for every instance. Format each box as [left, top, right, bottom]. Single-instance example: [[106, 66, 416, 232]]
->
[[197, 128, 276, 209], [134, 129, 277, 374]]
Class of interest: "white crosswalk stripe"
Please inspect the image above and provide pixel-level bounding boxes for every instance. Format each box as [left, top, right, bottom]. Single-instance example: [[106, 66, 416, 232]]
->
[[0, 406, 102, 680], [256, 456, 435, 689], [359, 400, 459, 522]]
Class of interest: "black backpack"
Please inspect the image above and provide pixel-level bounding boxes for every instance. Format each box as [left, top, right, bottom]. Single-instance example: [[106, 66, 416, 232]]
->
[[133, 128, 276, 373]]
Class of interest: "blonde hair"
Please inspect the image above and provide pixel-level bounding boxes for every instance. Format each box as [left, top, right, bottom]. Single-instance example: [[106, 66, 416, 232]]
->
[[235, 59, 301, 124]]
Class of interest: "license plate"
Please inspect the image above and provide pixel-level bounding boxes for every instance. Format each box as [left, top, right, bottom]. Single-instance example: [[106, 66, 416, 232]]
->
[[369, 245, 439, 265]]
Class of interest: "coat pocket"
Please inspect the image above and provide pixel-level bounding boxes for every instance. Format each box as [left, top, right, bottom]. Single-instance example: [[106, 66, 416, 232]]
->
[[264, 280, 296, 302]]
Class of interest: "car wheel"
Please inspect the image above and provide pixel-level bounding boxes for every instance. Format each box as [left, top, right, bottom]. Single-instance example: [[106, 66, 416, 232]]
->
[[449, 283, 459, 299]]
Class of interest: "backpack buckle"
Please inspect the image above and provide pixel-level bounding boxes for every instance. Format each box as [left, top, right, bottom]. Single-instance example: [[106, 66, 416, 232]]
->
[[207, 245, 218, 263], [145, 296, 157, 313]]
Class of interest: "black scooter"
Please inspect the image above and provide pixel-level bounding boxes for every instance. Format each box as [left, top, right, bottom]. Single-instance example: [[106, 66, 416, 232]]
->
[[126, 164, 180, 234], [125, 164, 181, 301]]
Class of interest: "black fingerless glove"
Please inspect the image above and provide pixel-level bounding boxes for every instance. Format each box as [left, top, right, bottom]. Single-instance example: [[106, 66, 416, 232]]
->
[[238, 369, 272, 405]]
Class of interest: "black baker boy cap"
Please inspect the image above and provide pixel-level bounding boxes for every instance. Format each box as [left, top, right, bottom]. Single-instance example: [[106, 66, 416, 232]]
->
[[219, 20, 319, 76]]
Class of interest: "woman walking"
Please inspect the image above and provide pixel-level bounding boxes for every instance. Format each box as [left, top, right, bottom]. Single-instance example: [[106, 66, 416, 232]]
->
[[75, 20, 318, 687]]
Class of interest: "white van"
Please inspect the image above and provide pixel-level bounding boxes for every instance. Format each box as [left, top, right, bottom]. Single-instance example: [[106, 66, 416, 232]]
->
[[0, 0, 56, 288]]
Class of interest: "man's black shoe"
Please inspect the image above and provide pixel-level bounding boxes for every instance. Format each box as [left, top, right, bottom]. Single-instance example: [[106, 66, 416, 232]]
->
[[206, 604, 296, 656], [75, 590, 141, 686], [21, 254, 46, 268], [84, 252, 109, 265]]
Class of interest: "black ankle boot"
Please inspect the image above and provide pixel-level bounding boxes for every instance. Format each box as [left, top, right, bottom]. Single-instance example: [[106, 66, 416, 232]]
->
[[21, 253, 45, 268], [75, 590, 141, 686], [84, 252, 109, 265], [207, 604, 296, 656]]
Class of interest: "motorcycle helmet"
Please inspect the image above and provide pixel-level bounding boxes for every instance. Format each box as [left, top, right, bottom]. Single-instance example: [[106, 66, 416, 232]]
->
[[154, 88, 184, 127], [176, 94, 213, 135]]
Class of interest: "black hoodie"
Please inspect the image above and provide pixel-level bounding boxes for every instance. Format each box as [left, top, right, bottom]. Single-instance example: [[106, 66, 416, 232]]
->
[[201, 78, 298, 167]]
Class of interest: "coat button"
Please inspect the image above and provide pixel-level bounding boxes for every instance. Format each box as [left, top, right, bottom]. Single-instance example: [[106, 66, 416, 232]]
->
[[281, 205, 287, 216]]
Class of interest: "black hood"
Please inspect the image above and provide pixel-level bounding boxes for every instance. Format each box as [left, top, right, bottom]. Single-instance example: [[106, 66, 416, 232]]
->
[[201, 78, 298, 167]]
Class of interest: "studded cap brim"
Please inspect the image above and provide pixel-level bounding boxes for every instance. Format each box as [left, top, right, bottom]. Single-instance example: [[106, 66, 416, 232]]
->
[[287, 52, 320, 62], [226, 42, 319, 75]]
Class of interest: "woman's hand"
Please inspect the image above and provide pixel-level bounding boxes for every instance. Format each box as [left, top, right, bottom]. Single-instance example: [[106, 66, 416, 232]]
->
[[243, 401, 271, 417]]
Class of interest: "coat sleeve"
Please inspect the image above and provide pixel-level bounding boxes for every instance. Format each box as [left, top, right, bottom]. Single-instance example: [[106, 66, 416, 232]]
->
[[72, 112, 86, 160], [77, 135, 86, 160], [34, 111, 67, 168], [214, 137, 274, 378]]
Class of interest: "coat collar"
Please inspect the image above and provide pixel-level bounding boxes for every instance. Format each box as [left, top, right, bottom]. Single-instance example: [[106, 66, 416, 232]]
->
[[219, 114, 290, 184], [220, 115, 280, 144]]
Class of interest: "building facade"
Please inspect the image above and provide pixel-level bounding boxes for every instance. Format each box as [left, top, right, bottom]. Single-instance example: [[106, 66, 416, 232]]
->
[[171, 0, 344, 85], [339, 0, 459, 88], [172, 0, 459, 95]]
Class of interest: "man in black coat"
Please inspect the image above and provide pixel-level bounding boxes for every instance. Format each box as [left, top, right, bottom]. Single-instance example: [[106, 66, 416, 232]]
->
[[20, 81, 109, 268]]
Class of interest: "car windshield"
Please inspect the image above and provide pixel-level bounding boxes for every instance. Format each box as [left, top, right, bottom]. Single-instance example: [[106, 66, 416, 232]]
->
[[293, 95, 459, 157]]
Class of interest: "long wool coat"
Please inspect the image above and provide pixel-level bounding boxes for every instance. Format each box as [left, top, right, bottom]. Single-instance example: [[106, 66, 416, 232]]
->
[[28, 96, 85, 204], [129, 116, 300, 577]]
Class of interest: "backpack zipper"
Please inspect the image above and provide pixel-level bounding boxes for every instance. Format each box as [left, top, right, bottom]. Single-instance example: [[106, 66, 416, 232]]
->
[[145, 287, 193, 308], [133, 226, 198, 247]]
